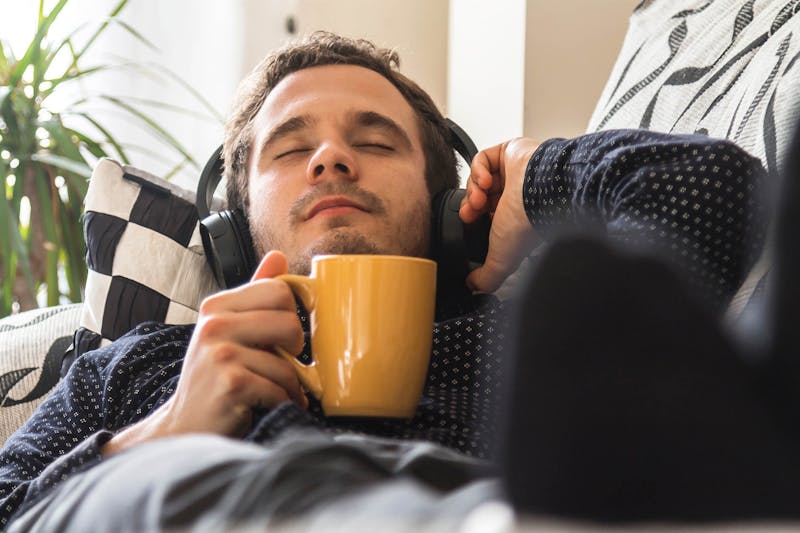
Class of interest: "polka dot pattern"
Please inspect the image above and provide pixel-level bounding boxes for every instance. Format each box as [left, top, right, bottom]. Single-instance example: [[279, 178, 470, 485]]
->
[[524, 130, 766, 309], [0, 129, 767, 526]]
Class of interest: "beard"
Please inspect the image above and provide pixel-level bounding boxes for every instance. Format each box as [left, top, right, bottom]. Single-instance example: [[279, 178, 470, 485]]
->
[[250, 182, 430, 275], [288, 223, 380, 275]]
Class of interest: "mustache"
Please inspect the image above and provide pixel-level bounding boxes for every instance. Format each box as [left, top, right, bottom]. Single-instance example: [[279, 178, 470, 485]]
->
[[287, 181, 387, 226]]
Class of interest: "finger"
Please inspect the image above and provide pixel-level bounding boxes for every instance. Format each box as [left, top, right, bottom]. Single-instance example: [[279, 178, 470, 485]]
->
[[252, 250, 289, 281], [227, 366, 300, 411], [198, 309, 305, 355], [200, 277, 298, 314], [469, 149, 497, 190], [460, 199, 485, 224], [466, 210, 538, 293], [460, 179, 490, 224], [237, 346, 308, 408], [466, 182, 488, 210], [466, 256, 515, 294]]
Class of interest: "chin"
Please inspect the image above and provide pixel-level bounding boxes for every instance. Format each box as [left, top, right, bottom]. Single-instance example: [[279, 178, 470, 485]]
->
[[289, 228, 382, 275]]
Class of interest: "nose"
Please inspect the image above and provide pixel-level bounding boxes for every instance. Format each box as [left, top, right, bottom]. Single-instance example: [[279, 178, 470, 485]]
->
[[306, 141, 358, 183]]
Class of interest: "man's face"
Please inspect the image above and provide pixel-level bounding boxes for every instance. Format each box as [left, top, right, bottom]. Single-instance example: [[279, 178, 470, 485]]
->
[[247, 64, 430, 275]]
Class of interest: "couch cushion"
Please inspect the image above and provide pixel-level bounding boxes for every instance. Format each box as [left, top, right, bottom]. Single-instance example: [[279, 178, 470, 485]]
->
[[0, 304, 82, 444], [76, 159, 220, 355], [589, 0, 800, 175]]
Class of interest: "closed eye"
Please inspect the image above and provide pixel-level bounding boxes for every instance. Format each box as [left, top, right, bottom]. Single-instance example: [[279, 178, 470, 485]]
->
[[274, 148, 311, 160], [356, 143, 394, 151]]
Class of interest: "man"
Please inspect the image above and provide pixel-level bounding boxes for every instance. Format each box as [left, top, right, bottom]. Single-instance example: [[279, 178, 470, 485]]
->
[[0, 32, 766, 529]]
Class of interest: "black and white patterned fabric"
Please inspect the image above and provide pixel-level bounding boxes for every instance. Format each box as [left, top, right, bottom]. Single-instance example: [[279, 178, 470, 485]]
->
[[0, 305, 81, 444], [591, 0, 800, 175], [589, 0, 800, 316], [76, 159, 220, 355]]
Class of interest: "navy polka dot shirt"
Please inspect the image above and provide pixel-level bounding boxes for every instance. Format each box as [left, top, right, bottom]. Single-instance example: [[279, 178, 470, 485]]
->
[[0, 129, 767, 527]]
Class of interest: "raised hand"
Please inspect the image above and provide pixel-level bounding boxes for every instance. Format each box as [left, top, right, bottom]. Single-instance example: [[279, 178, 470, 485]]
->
[[459, 138, 541, 293], [102, 251, 307, 455]]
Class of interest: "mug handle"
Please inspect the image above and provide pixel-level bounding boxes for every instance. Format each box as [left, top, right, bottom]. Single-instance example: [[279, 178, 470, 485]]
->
[[273, 274, 323, 399]]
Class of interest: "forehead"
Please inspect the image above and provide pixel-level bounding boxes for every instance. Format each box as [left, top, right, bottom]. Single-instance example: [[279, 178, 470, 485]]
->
[[252, 64, 421, 143]]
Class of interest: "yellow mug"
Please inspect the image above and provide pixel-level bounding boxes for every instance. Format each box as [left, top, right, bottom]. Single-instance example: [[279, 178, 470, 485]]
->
[[276, 255, 436, 418]]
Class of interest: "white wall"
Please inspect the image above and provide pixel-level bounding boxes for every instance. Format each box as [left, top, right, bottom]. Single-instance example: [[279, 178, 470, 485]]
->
[[447, 0, 527, 152], [291, 0, 449, 113], [524, 0, 638, 140]]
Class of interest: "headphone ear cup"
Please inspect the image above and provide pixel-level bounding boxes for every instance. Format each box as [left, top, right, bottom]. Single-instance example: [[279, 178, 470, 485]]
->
[[430, 189, 471, 319], [199, 209, 257, 289], [430, 188, 491, 320]]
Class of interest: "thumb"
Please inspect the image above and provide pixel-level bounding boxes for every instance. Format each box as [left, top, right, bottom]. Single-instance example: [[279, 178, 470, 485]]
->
[[466, 254, 511, 294], [466, 205, 540, 293], [251, 250, 289, 281]]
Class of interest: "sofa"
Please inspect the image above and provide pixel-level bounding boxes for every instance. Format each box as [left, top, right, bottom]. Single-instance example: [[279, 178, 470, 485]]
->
[[0, 0, 798, 527]]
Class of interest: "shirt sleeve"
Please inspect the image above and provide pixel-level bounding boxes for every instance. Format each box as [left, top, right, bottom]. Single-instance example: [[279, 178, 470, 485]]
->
[[522, 129, 768, 309], [0, 356, 109, 528]]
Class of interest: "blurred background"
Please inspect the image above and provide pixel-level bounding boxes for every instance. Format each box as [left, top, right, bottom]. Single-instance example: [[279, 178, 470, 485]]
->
[[0, 0, 637, 313], [2, 0, 637, 187]]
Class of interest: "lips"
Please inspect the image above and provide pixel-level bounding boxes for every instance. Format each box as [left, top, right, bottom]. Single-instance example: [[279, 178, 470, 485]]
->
[[305, 196, 369, 220]]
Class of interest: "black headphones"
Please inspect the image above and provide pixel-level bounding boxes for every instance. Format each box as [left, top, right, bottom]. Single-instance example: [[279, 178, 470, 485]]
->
[[196, 118, 490, 319]]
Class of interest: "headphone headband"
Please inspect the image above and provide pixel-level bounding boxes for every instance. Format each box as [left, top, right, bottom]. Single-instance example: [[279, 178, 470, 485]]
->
[[196, 145, 224, 219]]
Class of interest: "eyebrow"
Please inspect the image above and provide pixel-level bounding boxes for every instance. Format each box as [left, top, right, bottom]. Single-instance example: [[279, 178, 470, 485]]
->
[[351, 111, 413, 150], [260, 110, 414, 154], [260, 115, 316, 153]]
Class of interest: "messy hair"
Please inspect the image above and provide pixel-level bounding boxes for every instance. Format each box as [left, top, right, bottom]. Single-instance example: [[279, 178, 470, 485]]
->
[[223, 31, 458, 213]]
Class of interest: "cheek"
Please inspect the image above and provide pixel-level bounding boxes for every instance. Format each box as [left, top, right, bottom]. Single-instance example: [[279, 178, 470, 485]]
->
[[247, 177, 289, 247], [248, 174, 290, 218]]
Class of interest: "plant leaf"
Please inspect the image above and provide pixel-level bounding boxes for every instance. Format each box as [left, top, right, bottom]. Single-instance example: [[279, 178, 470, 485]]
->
[[29, 153, 92, 178], [66, 114, 129, 163], [108, 18, 158, 52], [0, 87, 10, 110], [0, 40, 9, 75], [32, 166, 60, 306], [66, 0, 130, 74], [0, 173, 36, 306], [9, 0, 69, 87], [162, 156, 190, 180], [144, 63, 225, 124], [99, 94, 198, 166], [106, 59, 225, 124]]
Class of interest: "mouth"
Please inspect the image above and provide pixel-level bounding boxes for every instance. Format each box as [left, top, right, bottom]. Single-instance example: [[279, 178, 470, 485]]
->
[[305, 196, 370, 220]]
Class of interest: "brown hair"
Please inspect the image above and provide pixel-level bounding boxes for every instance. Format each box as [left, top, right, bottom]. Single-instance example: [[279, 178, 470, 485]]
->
[[223, 31, 459, 213]]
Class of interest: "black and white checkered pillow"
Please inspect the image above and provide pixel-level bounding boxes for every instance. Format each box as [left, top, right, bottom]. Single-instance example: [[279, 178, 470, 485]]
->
[[74, 159, 221, 356]]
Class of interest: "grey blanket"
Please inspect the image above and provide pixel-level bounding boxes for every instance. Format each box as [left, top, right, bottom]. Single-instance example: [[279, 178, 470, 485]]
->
[[9, 429, 503, 532]]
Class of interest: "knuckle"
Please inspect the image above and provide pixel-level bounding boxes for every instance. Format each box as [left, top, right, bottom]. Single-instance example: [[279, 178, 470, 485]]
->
[[257, 279, 296, 310], [195, 314, 229, 342], [273, 281, 297, 309], [208, 341, 238, 364], [198, 293, 223, 315], [219, 368, 247, 395]]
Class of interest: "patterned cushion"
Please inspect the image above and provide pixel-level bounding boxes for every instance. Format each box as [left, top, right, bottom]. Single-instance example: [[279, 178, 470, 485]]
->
[[0, 304, 82, 444], [75, 159, 221, 356], [587, 0, 800, 317], [589, 0, 800, 173]]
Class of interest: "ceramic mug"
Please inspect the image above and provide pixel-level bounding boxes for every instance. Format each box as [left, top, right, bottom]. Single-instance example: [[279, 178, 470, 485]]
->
[[275, 255, 436, 418]]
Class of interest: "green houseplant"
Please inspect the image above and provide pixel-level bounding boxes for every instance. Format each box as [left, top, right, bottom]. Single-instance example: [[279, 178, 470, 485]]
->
[[0, 0, 218, 317]]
